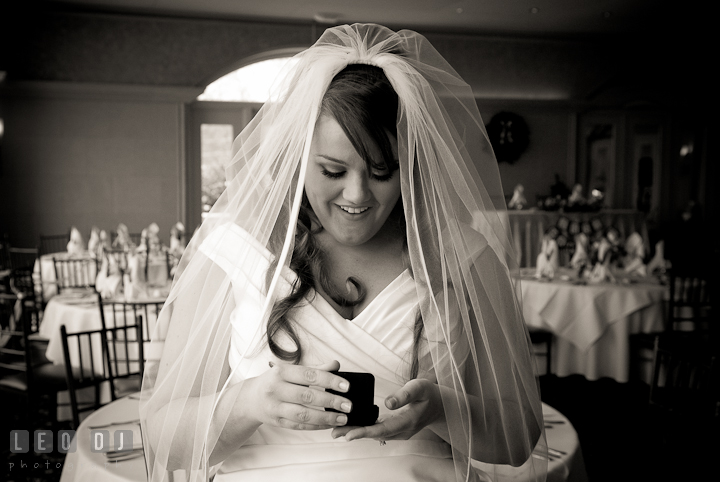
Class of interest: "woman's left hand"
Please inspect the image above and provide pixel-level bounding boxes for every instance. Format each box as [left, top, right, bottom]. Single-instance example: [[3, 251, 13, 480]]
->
[[331, 378, 443, 442]]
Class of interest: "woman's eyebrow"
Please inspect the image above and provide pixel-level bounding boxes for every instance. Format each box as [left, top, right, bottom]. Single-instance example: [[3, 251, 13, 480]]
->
[[315, 154, 350, 167]]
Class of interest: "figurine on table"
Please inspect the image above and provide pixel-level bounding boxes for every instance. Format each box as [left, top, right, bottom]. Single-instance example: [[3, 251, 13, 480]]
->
[[508, 184, 527, 210]]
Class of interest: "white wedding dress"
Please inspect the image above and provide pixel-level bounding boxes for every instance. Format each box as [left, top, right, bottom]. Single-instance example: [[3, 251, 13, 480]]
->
[[200, 223, 489, 482]]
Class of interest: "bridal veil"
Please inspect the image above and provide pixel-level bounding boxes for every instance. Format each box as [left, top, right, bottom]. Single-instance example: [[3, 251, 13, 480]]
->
[[140, 23, 548, 482]]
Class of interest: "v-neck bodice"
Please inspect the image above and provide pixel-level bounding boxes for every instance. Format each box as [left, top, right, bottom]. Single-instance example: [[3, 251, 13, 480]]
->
[[199, 223, 420, 371]]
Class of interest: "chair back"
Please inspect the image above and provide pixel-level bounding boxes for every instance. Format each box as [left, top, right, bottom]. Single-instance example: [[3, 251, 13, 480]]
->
[[649, 334, 719, 421], [60, 323, 111, 428], [103, 300, 164, 342], [0, 293, 34, 386], [39, 233, 70, 256], [668, 269, 713, 333], [53, 257, 99, 293]]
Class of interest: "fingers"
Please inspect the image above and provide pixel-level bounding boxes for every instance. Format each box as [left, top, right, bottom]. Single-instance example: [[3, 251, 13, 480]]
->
[[274, 362, 349, 393], [273, 402, 348, 430], [272, 381, 352, 413], [385, 379, 422, 410]]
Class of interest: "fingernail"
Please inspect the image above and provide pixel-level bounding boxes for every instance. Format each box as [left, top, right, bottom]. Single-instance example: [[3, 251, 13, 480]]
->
[[341, 402, 352, 413], [339, 381, 349, 391], [387, 397, 397, 409], [336, 415, 347, 425]]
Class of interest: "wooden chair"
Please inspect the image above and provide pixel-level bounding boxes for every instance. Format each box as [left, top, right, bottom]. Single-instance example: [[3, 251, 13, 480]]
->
[[630, 267, 714, 381], [60, 323, 144, 428], [7, 247, 45, 317], [529, 328, 553, 376], [104, 299, 163, 343], [60, 293, 148, 428], [0, 293, 67, 427], [53, 256, 99, 293], [647, 333, 719, 461], [39, 233, 70, 256]]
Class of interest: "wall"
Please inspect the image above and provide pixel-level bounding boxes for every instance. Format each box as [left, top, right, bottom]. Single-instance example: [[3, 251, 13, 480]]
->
[[0, 83, 197, 246], [0, 9, 711, 247]]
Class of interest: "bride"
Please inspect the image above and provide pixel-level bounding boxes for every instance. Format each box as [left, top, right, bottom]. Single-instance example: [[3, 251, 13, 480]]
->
[[140, 24, 547, 482]]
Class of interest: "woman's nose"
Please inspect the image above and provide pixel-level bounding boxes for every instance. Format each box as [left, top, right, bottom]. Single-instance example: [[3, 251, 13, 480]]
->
[[342, 174, 371, 204]]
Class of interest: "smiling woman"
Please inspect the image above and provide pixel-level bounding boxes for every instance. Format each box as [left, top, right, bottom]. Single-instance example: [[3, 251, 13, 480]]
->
[[141, 24, 547, 482]]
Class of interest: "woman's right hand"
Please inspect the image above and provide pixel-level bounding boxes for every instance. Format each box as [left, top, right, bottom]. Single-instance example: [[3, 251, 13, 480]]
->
[[245, 359, 353, 430]]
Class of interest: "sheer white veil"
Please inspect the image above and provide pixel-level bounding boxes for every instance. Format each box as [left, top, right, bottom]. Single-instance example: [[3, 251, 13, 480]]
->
[[140, 23, 547, 482]]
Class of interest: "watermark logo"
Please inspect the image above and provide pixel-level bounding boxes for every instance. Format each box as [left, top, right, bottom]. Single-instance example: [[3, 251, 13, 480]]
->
[[10, 429, 133, 454]]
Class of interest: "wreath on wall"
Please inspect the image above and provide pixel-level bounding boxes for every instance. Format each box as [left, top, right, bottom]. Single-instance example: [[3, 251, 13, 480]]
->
[[486, 111, 530, 164]]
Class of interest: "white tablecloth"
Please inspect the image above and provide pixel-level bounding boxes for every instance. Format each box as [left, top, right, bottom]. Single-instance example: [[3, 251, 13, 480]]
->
[[521, 278, 666, 382], [60, 397, 585, 482]]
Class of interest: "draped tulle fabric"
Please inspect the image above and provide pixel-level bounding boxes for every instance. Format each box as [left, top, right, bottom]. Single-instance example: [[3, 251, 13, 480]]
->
[[139, 23, 548, 482]]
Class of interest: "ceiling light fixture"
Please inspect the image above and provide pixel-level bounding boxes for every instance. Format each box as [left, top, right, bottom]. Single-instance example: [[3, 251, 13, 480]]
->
[[530, 7, 539, 14]]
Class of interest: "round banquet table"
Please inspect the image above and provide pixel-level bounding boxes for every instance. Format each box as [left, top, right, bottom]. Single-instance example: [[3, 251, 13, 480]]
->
[[520, 276, 666, 382], [60, 397, 586, 482]]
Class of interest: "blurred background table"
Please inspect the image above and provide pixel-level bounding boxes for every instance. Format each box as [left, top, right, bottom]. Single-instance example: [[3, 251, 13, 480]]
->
[[521, 277, 666, 382], [508, 210, 649, 268]]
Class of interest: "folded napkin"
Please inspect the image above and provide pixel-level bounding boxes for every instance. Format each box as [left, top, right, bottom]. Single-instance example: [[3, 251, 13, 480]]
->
[[622, 232, 647, 277], [123, 253, 148, 300], [87, 227, 101, 259], [113, 223, 135, 251], [169, 222, 186, 257], [536, 237, 559, 279], [570, 233, 589, 270], [66, 226, 86, 256], [647, 240, 670, 275]]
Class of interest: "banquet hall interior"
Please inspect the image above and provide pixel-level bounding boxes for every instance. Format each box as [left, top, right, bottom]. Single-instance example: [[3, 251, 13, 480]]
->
[[0, 1, 717, 481]]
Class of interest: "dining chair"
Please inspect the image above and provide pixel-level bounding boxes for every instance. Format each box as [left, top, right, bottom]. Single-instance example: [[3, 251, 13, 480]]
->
[[60, 319, 145, 429], [7, 246, 46, 317], [630, 267, 714, 381], [0, 293, 67, 428], [103, 299, 164, 342], [104, 249, 130, 275], [53, 256, 99, 293], [648, 333, 719, 460], [528, 328, 553, 376], [39, 233, 70, 256]]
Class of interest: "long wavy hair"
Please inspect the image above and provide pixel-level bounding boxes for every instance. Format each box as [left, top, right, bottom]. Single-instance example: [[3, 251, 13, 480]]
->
[[265, 64, 424, 379]]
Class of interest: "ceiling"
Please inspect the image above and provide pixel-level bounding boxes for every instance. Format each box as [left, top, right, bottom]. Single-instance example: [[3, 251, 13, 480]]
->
[[47, 0, 669, 37]]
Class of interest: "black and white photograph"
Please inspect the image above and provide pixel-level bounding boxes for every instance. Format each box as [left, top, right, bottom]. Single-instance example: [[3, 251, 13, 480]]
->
[[1, 1, 716, 481]]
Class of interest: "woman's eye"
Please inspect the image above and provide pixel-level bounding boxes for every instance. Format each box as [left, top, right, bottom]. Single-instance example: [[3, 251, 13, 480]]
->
[[372, 171, 395, 182], [321, 169, 344, 179]]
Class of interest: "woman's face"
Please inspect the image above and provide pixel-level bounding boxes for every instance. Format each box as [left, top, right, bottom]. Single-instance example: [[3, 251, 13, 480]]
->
[[305, 115, 401, 247]]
